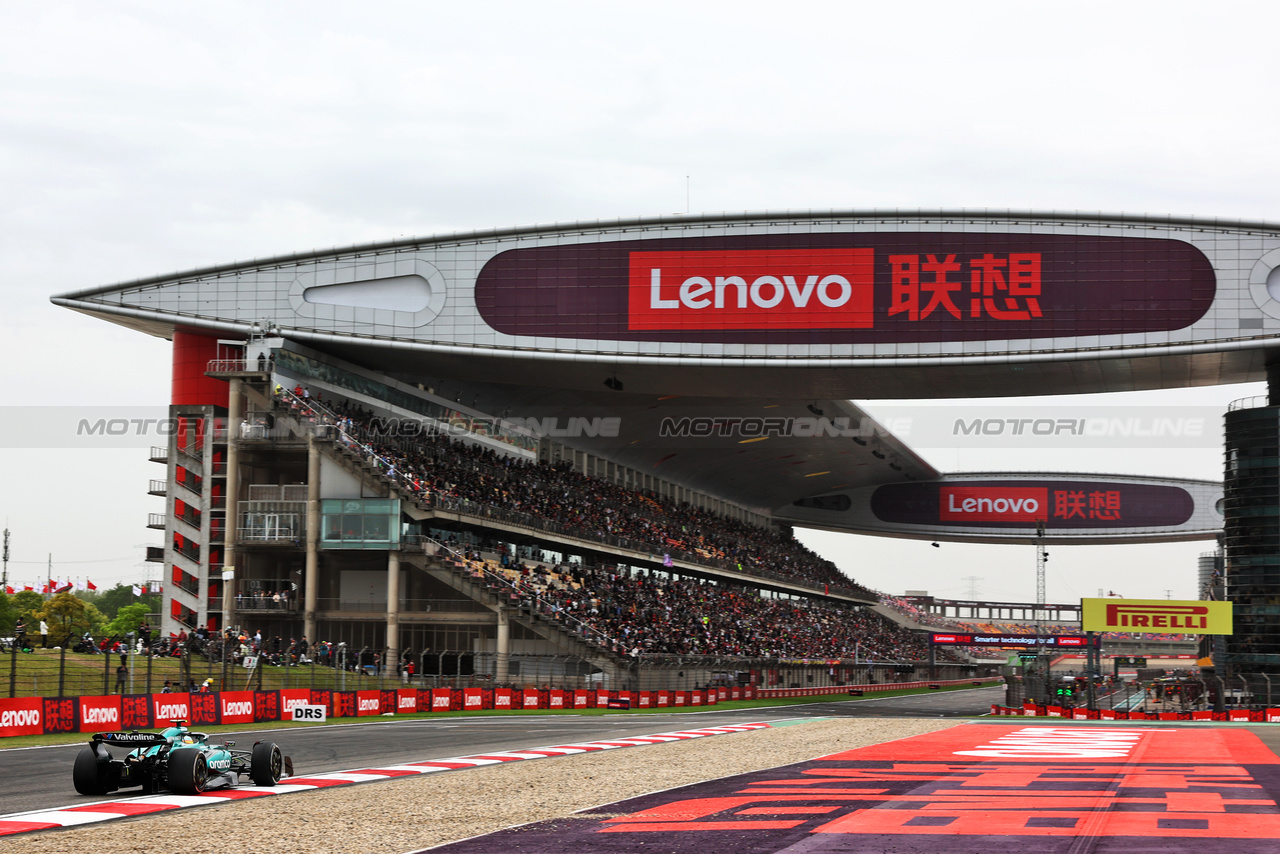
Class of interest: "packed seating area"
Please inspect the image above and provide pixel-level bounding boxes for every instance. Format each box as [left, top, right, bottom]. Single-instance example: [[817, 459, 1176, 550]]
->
[[448, 548, 958, 662], [284, 389, 877, 600], [268, 386, 975, 665]]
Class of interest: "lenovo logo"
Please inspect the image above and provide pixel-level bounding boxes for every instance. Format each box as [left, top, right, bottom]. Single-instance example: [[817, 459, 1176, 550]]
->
[[222, 701, 253, 716], [0, 709, 39, 728], [83, 706, 119, 724], [1105, 604, 1209, 629], [628, 249, 873, 330], [156, 703, 188, 719], [940, 487, 1047, 522]]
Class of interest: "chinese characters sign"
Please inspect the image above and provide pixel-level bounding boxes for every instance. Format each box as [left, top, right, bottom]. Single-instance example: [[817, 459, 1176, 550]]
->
[[873, 480, 1194, 530], [889, 252, 1041, 321], [476, 233, 1215, 344]]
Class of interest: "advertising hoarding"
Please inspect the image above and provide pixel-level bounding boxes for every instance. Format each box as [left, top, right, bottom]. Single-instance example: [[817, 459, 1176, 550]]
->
[[1081, 598, 1232, 634]]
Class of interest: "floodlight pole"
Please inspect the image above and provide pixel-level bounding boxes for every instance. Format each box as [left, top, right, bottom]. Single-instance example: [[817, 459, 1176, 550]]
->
[[1035, 519, 1049, 697], [1035, 519, 1047, 626]]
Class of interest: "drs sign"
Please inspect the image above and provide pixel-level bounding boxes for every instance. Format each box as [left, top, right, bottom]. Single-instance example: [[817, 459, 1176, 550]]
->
[[290, 704, 328, 722]]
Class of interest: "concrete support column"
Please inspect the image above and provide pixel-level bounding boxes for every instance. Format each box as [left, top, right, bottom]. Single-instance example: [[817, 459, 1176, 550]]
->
[[496, 607, 510, 685], [386, 551, 400, 673], [304, 437, 320, 644], [221, 378, 242, 631]]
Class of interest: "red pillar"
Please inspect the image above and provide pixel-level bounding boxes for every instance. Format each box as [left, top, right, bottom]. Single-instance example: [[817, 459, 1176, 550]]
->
[[171, 329, 226, 405]]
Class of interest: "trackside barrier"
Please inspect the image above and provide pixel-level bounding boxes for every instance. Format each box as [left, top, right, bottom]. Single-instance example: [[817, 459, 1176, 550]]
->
[[756, 678, 999, 699], [990, 704, 1280, 723], [0, 681, 987, 737]]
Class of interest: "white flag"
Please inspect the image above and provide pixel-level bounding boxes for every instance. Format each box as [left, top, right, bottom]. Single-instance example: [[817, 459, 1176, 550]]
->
[[132, 584, 143, 597], [75, 580, 86, 591]]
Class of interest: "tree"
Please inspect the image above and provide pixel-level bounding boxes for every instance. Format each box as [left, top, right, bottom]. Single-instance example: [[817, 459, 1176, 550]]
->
[[106, 603, 149, 639], [83, 583, 160, 622], [11, 590, 44, 624], [35, 593, 106, 648]]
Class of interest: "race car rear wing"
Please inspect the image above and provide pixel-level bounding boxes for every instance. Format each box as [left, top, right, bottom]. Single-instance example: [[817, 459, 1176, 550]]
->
[[92, 731, 171, 747]]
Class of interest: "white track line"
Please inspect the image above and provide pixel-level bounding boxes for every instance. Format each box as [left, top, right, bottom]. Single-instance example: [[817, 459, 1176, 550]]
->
[[0, 723, 771, 837]]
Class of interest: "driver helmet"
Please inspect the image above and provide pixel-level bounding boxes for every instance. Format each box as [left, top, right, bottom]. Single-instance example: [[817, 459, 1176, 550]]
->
[[182, 735, 194, 744]]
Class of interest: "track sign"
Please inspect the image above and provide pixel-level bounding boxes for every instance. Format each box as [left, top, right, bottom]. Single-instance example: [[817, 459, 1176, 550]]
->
[[1081, 598, 1232, 635], [291, 704, 327, 722]]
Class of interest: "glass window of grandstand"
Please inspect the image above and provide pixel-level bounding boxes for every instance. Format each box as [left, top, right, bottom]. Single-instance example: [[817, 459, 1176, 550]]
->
[[321, 499, 400, 549]]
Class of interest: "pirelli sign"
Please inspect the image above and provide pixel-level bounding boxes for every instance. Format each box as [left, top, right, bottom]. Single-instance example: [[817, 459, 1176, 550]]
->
[[1081, 598, 1233, 635]]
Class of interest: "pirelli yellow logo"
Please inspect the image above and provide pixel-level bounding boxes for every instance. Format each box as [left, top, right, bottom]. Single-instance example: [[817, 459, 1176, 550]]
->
[[1081, 598, 1233, 635]]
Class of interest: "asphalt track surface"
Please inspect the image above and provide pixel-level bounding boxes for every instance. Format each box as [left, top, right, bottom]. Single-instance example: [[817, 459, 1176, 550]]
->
[[0, 687, 1003, 816]]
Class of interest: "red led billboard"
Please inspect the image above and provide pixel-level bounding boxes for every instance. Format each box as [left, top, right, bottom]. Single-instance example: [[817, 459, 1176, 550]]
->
[[929, 633, 1097, 648], [474, 233, 1215, 344], [872, 480, 1195, 530]]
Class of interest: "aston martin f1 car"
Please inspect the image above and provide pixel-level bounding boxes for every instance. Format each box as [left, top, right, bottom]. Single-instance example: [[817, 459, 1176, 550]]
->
[[74, 720, 294, 796]]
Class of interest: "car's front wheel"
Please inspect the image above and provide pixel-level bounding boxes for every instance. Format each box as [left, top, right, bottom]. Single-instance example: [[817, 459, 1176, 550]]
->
[[250, 742, 283, 786], [168, 749, 209, 794]]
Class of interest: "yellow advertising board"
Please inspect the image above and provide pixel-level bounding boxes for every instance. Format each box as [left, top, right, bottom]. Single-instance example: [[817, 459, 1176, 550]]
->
[[1081, 598, 1232, 635]]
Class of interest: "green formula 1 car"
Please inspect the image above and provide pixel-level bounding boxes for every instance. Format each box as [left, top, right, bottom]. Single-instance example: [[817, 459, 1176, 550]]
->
[[74, 720, 294, 796]]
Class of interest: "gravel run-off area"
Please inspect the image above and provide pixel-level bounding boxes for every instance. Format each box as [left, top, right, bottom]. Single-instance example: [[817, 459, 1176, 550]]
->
[[7, 717, 963, 854]]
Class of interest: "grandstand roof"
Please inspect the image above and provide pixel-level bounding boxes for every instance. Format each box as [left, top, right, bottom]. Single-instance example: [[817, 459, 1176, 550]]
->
[[53, 209, 1240, 544]]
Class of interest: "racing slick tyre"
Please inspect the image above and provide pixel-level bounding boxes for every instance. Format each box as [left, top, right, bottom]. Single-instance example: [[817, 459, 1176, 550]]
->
[[251, 741, 284, 786], [168, 748, 209, 794], [73, 747, 110, 796]]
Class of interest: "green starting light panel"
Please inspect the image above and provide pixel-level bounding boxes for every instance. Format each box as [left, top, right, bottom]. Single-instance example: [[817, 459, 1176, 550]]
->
[[1114, 656, 1148, 667]]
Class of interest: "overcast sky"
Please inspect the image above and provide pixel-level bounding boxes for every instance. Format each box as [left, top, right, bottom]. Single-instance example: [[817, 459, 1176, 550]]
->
[[1, 2, 1273, 602]]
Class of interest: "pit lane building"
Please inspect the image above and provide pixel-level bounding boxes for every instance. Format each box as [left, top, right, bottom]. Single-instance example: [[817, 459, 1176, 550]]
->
[[53, 210, 1280, 681]]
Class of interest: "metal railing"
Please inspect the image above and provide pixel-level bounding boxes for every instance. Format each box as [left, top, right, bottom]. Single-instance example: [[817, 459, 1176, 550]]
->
[[421, 538, 629, 655], [1229, 395, 1271, 412]]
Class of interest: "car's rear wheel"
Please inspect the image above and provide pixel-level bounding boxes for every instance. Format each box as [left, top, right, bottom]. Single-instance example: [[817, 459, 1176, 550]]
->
[[168, 749, 209, 794], [73, 747, 110, 796], [250, 742, 283, 786]]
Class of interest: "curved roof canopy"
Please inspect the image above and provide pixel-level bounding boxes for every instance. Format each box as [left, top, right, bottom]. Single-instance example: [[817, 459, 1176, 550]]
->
[[54, 209, 1241, 544]]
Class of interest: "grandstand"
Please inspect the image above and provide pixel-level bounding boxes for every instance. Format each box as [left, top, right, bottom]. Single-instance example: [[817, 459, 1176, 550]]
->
[[160, 353, 972, 689], [56, 210, 1259, 690]]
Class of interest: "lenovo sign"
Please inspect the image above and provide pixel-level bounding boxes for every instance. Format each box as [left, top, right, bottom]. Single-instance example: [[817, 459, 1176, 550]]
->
[[475, 233, 1215, 344], [871, 479, 1195, 530], [628, 249, 874, 331], [931, 633, 1096, 649], [940, 487, 1046, 522]]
